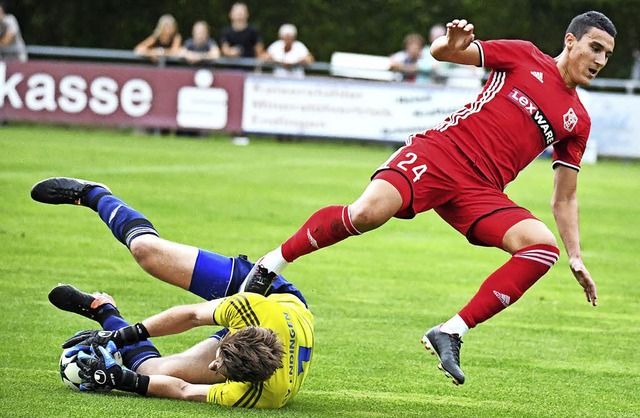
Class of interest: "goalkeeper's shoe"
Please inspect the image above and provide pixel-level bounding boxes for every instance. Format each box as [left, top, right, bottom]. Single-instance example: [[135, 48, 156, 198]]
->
[[30, 177, 110, 207], [238, 264, 277, 296], [422, 325, 465, 385], [48, 284, 119, 321]]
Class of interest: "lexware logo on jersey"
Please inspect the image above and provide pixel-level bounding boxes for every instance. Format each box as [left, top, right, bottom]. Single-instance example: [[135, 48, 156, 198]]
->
[[507, 87, 556, 145]]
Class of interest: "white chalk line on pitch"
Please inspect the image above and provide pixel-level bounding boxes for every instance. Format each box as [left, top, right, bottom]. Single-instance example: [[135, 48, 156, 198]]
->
[[300, 388, 509, 409]]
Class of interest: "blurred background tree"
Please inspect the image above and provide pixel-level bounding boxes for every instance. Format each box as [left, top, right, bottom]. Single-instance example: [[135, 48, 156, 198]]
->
[[5, 0, 638, 78]]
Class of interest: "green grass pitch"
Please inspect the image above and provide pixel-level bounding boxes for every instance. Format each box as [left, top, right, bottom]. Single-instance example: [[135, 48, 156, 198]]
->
[[0, 124, 639, 417]]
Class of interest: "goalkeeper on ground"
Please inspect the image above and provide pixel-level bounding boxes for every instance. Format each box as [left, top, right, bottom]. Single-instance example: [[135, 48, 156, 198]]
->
[[33, 177, 314, 409]]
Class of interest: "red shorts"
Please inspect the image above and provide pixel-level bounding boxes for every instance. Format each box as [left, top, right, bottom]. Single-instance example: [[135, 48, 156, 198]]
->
[[372, 132, 537, 248]]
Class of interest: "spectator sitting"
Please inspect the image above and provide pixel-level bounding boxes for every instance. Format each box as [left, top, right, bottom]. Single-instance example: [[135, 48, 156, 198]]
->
[[134, 14, 182, 63], [389, 33, 424, 82], [261, 23, 314, 79], [416, 24, 449, 83], [220, 2, 264, 58], [182, 21, 220, 65], [0, 2, 27, 62]]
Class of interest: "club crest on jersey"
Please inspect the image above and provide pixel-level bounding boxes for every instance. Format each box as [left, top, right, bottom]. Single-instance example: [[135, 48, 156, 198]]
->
[[508, 87, 556, 146], [563, 108, 578, 132]]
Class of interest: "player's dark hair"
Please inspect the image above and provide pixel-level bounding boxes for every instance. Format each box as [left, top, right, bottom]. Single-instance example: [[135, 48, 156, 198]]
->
[[217, 326, 284, 383], [566, 11, 617, 40]]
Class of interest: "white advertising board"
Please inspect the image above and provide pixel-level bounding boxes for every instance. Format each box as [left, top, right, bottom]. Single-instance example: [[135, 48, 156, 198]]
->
[[587, 91, 640, 158], [242, 75, 480, 142]]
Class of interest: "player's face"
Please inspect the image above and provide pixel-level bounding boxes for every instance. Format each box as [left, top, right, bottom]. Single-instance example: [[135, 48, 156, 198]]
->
[[566, 27, 614, 87]]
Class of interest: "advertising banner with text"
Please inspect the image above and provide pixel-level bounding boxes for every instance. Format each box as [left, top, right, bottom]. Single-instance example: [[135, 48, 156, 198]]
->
[[2, 60, 639, 159], [0, 60, 244, 132], [241, 75, 481, 142]]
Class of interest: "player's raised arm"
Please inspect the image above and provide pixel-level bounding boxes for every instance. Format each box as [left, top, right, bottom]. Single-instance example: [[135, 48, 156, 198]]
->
[[430, 19, 481, 66]]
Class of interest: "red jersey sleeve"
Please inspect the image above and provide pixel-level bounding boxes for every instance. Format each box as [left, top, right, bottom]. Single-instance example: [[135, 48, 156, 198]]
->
[[551, 133, 589, 171], [551, 92, 591, 171], [475, 39, 538, 70]]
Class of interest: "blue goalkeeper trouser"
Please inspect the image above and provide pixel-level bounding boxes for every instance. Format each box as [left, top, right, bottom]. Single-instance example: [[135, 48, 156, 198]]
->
[[109, 250, 307, 369]]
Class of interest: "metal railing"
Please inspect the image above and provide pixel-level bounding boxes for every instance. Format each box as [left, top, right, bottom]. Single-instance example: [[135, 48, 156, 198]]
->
[[25, 45, 332, 73], [23, 45, 640, 93]]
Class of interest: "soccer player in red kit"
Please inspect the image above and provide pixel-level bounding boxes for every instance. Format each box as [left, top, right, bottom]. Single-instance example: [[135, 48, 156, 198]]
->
[[241, 11, 616, 384]]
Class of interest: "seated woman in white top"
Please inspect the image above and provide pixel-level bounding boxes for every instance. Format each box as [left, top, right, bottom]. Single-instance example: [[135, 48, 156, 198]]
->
[[261, 23, 314, 79]]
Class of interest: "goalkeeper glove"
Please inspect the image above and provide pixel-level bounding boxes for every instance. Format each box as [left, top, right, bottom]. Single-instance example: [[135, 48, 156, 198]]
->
[[76, 341, 149, 395], [62, 323, 150, 350]]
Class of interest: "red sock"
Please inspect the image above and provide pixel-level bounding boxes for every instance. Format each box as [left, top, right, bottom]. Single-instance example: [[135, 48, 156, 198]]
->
[[281, 205, 360, 262], [458, 244, 560, 328]]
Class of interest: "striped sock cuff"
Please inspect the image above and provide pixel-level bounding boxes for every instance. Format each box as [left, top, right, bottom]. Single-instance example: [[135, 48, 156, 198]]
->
[[122, 219, 159, 248], [125, 227, 159, 248], [513, 244, 560, 267], [342, 205, 362, 236]]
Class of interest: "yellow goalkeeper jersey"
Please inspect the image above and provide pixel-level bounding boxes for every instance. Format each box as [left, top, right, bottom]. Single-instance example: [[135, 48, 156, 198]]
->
[[207, 292, 314, 408]]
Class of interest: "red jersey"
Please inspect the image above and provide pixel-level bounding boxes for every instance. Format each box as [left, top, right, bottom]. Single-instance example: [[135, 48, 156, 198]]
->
[[423, 39, 590, 190]]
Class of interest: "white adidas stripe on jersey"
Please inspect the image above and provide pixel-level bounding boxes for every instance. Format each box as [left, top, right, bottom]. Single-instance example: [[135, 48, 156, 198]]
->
[[530, 71, 544, 82], [433, 71, 506, 132]]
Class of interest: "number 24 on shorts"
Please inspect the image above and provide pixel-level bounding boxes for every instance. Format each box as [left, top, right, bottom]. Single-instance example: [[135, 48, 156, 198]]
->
[[380, 150, 428, 182]]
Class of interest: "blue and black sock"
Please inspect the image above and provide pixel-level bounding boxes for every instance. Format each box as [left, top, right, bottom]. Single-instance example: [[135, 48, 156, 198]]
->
[[85, 187, 159, 248], [93, 302, 122, 327], [102, 315, 161, 371]]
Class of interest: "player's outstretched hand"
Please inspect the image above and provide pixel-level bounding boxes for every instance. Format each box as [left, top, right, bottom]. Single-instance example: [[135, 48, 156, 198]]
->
[[76, 342, 123, 392], [62, 323, 149, 350], [77, 341, 150, 395], [62, 330, 117, 350], [446, 19, 475, 51], [570, 257, 597, 306]]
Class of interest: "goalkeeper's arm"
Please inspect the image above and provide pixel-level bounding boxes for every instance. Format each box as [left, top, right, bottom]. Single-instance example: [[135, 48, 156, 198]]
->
[[114, 299, 224, 346], [144, 375, 211, 402], [78, 344, 210, 401], [112, 373, 211, 402], [64, 299, 225, 349], [140, 298, 223, 338]]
